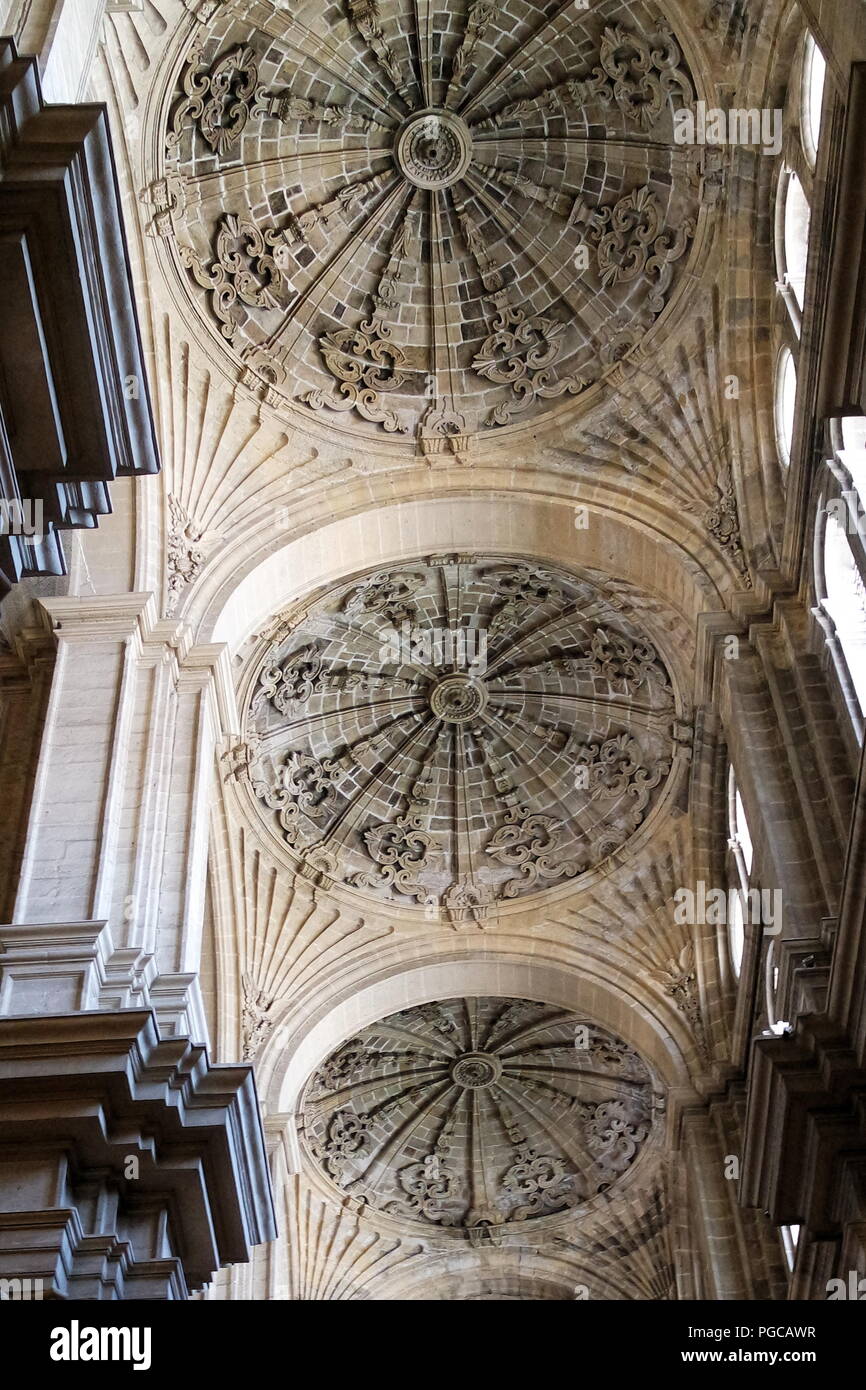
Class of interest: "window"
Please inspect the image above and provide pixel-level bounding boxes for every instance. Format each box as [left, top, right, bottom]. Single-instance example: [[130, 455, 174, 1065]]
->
[[774, 347, 797, 466], [781, 1224, 801, 1271], [802, 34, 826, 166], [726, 766, 754, 977], [839, 416, 866, 502], [781, 171, 810, 311], [728, 888, 745, 980], [822, 514, 866, 716], [842, 415, 866, 454]]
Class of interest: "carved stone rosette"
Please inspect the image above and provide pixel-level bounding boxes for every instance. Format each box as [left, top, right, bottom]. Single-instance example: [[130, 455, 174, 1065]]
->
[[245, 555, 682, 917], [161, 1, 703, 448], [302, 997, 655, 1233]]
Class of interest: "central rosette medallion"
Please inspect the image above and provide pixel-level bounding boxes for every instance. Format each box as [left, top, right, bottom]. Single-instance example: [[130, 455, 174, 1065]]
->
[[246, 556, 681, 921], [429, 672, 488, 723], [451, 1051, 502, 1088], [395, 108, 473, 188]]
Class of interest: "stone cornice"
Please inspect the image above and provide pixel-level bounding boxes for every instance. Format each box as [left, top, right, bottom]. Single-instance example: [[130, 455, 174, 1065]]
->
[[741, 1014, 866, 1235], [36, 592, 240, 732], [39, 593, 157, 642], [0, 1009, 276, 1289]]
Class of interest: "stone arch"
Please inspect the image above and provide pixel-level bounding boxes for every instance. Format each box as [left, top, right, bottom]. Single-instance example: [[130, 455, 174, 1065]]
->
[[192, 485, 732, 670], [259, 947, 699, 1161], [361, 1250, 615, 1301]]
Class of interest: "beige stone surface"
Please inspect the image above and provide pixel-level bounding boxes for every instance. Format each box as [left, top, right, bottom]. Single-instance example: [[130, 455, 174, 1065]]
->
[[2, 0, 864, 1300]]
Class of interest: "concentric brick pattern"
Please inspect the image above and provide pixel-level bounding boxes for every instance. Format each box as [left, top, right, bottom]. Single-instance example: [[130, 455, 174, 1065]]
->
[[165, 0, 701, 446], [301, 996, 654, 1232], [247, 556, 678, 915]]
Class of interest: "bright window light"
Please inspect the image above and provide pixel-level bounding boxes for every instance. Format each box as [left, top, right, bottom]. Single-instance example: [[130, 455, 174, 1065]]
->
[[728, 887, 745, 977], [824, 514, 866, 715], [781, 1224, 801, 1270], [783, 172, 811, 308], [802, 35, 826, 165], [775, 348, 797, 466]]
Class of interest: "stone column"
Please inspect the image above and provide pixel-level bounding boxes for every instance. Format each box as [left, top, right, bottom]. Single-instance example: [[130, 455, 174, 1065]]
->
[[3, 595, 235, 1043], [720, 638, 827, 939], [680, 1108, 751, 1300], [2, 0, 109, 102]]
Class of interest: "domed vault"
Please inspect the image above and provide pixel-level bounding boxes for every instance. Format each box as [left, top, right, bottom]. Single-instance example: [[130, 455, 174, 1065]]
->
[[301, 997, 657, 1234], [163, 0, 702, 453], [244, 555, 683, 923]]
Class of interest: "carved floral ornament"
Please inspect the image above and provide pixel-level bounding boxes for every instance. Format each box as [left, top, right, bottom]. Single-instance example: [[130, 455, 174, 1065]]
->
[[161, 1, 705, 452], [243, 556, 687, 923], [301, 997, 658, 1235]]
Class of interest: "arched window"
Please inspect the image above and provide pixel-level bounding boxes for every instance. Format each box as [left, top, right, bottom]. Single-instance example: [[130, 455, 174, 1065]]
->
[[822, 514, 866, 717], [839, 416, 866, 502], [781, 170, 811, 312], [802, 34, 826, 166], [774, 347, 797, 466], [726, 766, 754, 977], [839, 414, 866, 522]]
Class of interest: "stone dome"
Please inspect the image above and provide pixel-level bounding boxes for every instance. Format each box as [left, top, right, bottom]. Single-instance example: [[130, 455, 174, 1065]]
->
[[300, 997, 655, 1234], [244, 555, 680, 920], [163, 0, 701, 452]]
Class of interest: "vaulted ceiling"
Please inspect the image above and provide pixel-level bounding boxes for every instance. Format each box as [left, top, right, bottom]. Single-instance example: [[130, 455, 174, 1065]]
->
[[245, 555, 683, 922], [88, 0, 792, 1299], [301, 997, 658, 1235], [159, 0, 708, 458]]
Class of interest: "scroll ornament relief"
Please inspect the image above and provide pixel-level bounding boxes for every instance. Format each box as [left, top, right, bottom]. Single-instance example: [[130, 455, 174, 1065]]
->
[[177, 213, 288, 341], [303, 213, 416, 436], [167, 41, 387, 156], [574, 184, 695, 318], [349, 759, 439, 904], [582, 22, 693, 131], [704, 467, 750, 580], [307, 322, 410, 435], [485, 805, 585, 897], [256, 639, 421, 716], [241, 972, 276, 1061], [471, 306, 591, 426], [166, 494, 219, 613], [246, 558, 679, 908], [541, 628, 673, 700], [302, 999, 656, 1232], [163, 13, 702, 442], [474, 21, 693, 132], [342, 568, 425, 625]]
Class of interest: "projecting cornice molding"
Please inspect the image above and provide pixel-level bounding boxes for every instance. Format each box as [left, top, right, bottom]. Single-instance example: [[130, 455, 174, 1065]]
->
[[741, 1016, 866, 1250], [739, 726, 866, 1256], [0, 919, 155, 1016], [0, 36, 160, 593], [0, 1009, 276, 1297], [36, 592, 241, 731]]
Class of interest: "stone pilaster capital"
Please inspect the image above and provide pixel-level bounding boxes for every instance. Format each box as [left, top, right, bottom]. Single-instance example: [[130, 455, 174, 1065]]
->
[[39, 593, 157, 643], [0, 920, 156, 1015], [176, 642, 239, 732]]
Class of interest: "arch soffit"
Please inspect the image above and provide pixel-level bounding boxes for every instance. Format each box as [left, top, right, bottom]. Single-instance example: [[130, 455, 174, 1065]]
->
[[193, 489, 733, 676], [261, 949, 699, 1123]]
